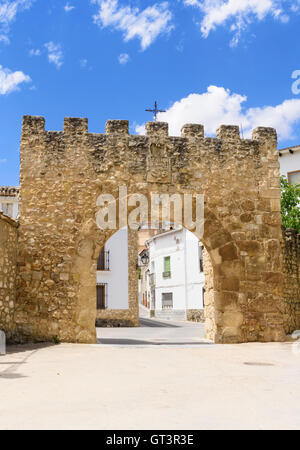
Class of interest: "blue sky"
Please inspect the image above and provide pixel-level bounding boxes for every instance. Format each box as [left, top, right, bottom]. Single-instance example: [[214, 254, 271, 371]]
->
[[1, 0, 300, 185]]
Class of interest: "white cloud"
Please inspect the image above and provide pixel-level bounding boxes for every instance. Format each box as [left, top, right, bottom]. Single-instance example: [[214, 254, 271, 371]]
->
[[0, 64, 31, 94], [0, 0, 35, 43], [183, 0, 296, 45], [91, 0, 173, 50], [29, 48, 40, 56], [79, 58, 88, 68], [64, 3, 75, 12], [118, 52, 130, 64], [136, 85, 300, 142], [45, 42, 63, 68]]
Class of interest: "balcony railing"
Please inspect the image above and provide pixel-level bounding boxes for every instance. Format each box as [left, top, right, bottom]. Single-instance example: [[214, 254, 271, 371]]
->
[[163, 271, 171, 279]]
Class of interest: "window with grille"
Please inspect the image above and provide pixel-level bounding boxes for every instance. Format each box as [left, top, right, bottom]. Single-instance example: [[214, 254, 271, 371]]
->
[[97, 283, 108, 310], [163, 256, 171, 278], [162, 292, 173, 310], [288, 171, 300, 185], [97, 248, 110, 271]]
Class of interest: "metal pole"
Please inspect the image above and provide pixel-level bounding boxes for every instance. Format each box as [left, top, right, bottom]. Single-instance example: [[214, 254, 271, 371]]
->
[[0, 330, 6, 355]]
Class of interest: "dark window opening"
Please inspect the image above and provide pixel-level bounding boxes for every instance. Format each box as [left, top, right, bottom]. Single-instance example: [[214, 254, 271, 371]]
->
[[199, 245, 204, 273], [97, 283, 108, 310], [97, 248, 110, 271], [162, 292, 173, 310]]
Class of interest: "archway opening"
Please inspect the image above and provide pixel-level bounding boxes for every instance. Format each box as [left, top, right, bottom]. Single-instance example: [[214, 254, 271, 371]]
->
[[74, 192, 246, 345], [94, 225, 211, 346]]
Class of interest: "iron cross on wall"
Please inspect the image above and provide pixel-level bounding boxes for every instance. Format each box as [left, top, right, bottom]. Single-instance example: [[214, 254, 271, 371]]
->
[[145, 101, 166, 121]]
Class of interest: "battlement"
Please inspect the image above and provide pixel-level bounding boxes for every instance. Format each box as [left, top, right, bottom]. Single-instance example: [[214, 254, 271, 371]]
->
[[21, 116, 278, 144], [0, 186, 20, 197]]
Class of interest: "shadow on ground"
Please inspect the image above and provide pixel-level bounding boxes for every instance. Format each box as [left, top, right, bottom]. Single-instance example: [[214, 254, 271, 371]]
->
[[97, 338, 213, 346], [0, 343, 57, 380], [5, 342, 56, 355], [139, 318, 181, 328]]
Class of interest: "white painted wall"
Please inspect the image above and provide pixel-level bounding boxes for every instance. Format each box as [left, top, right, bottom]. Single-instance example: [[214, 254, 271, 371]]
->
[[185, 230, 205, 310], [279, 148, 300, 182], [0, 197, 19, 220], [96, 227, 129, 310], [148, 228, 204, 312]]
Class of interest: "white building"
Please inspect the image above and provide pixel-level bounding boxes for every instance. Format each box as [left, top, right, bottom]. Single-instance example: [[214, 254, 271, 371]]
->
[[279, 145, 300, 184], [144, 228, 205, 321], [96, 227, 129, 311], [0, 186, 19, 220]]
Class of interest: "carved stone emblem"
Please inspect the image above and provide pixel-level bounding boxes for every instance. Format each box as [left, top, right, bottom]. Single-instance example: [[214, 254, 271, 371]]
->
[[147, 139, 171, 183]]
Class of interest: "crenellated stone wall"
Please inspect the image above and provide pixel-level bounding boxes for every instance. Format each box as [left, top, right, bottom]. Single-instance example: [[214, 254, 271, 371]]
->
[[12, 116, 286, 344], [282, 228, 300, 334], [0, 213, 18, 340]]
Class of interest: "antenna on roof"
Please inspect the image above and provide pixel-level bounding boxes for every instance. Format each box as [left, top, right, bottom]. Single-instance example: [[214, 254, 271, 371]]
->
[[240, 124, 244, 139]]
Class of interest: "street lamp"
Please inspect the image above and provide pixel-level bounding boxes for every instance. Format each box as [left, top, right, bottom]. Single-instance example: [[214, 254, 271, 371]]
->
[[141, 253, 149, 266]]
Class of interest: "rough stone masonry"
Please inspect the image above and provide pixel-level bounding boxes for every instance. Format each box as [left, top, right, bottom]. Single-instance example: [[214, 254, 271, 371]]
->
[[282, 228, 300, 333], [0, 212, 18, 341], [1, 116, 292, 344]]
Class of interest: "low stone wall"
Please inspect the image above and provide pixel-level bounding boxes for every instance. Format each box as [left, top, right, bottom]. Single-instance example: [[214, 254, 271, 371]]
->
[[282, 228, 300, 334], [0, 213, 18, 340], [187, 309, 205, 323], [154, 310, 187, 321], [96, 312, 138, 328]]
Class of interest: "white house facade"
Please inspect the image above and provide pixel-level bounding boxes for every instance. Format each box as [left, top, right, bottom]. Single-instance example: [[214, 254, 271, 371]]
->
[[145, 228, 205, 322], [96, 227, 129, 312], [0, 186, 19, 220], [279, 145, 300, 184]]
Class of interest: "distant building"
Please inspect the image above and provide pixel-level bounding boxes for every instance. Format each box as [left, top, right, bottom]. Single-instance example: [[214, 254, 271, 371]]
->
[[96, 227, 129, 312], [95, 227, 139, 327], [0, 187, 19, 220], [279, 145, 300, 184], [141, 228, 205, 322]]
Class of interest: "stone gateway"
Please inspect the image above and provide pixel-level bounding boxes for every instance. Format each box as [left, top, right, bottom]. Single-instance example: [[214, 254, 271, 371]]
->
[[1, 116, 292, 344]]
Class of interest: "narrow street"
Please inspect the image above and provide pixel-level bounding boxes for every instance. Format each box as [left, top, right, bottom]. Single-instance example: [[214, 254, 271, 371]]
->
[[96, 316, 209, 347]]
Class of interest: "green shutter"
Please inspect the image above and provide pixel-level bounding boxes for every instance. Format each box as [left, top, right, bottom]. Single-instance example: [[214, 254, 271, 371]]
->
[[164, 256, 171, 273]]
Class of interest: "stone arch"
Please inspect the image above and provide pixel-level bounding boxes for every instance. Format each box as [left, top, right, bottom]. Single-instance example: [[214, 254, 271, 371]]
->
[[14, 116, 286, 344], [70, 196, 247, 344]]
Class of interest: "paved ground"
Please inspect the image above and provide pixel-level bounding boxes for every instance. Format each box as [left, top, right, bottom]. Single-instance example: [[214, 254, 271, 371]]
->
[[97, 317, 208, 346], [1, 320, 300, 430]]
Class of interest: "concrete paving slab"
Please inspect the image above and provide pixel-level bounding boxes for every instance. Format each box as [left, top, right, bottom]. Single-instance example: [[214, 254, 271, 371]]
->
[[0, 338, 300, 430]]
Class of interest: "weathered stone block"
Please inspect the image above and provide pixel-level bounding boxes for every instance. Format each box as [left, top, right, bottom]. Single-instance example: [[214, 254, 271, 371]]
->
[[181, 124, 204, 139], [216, 125, 240, 140], [105, 120, 129, 135], [219, 242, 238, 261], [237, 241, 261, 255], [146, 121, 168, 137]]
